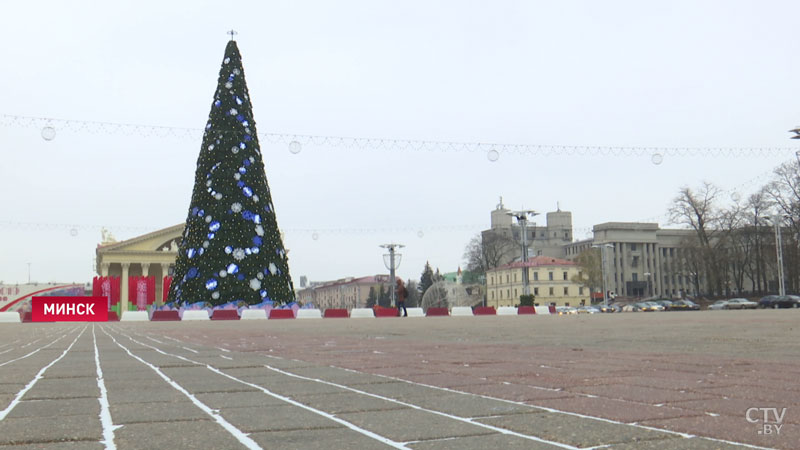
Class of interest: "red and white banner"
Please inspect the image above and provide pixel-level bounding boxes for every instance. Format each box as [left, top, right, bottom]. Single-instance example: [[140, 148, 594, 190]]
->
[[31, 296, 108, 322], [92, 276, 120, 308], [128, 276, 155, 310]]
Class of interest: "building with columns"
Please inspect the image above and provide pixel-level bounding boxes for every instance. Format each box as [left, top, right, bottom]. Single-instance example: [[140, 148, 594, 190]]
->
[[483, 201, 737, 300], [95, 224, 182, 311]]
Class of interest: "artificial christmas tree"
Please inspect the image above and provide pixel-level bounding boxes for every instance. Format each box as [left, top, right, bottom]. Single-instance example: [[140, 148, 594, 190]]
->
[[167, 39, 295, 306]]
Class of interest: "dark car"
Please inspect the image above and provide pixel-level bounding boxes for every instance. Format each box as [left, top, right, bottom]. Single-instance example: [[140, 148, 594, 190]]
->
[[759, 295, 799, 309], [670, 299, 700, 311]]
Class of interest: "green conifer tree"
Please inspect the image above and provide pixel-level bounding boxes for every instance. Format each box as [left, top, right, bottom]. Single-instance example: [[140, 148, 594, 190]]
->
[[167, 40, 295, 306]]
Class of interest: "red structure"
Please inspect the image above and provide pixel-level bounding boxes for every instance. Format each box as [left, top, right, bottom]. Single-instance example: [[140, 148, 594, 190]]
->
[[128, 276, 155, 311]]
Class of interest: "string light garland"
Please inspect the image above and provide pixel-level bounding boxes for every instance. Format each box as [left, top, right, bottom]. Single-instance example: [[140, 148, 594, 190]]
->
[[1, 113, 797, 160]]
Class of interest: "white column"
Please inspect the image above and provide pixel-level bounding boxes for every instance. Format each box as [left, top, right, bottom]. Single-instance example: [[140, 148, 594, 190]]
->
[[121, 263, 130, 313], [142, 263, 151, 277], [101, 263, 110, 277]]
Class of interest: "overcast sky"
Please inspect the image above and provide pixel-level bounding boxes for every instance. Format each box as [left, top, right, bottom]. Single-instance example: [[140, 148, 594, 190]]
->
[[1, 0, 799, 285]]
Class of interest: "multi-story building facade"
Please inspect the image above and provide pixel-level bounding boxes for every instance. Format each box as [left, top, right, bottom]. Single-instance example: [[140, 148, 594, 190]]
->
[[295, 275, 394, 310], [486, 256, 587, 307], [483, 201, 730, 300]]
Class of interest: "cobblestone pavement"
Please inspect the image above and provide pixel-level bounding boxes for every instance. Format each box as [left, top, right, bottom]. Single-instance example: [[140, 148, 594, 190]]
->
[[0, 310, 797, 449]]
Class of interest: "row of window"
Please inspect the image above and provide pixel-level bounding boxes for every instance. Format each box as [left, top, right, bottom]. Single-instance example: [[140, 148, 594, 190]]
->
[[490, 286, 584, 300], [489, 271, 571, 285]]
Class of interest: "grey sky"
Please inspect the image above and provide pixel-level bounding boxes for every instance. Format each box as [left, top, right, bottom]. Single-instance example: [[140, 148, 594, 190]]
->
[[1, 0, 799, 285]]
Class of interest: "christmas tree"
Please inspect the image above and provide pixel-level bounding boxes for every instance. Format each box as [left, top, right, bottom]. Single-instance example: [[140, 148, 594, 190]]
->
[[167, 39, 295, 306]]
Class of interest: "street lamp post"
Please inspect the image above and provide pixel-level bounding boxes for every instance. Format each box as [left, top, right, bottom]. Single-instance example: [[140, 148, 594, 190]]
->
[[507, 210, 539, 297], [592, 244, 614, 307], [380, 243, 404, 306], [763, 215, 787, 296]]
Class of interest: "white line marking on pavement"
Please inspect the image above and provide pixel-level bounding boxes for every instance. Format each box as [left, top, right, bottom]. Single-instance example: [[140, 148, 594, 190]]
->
[[262, 365, 578, 450], [0, 349, 12, 356], [348, 368, 775, 450], [0, 328, 74, 367], [101, 328, 262, 450], [145, 336, 164, 344], [181, 346, 199, 354], [93, 325, 121, 449], [216, 347, 231, 353], [111, 331, 409, 450], [0, 326, 86, 421], [220, 355, 233, 360]]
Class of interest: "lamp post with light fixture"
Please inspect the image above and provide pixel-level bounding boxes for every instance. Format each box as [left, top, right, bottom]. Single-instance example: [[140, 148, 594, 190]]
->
[[591, 243, 614, 306], [507, 210, 539, 297]]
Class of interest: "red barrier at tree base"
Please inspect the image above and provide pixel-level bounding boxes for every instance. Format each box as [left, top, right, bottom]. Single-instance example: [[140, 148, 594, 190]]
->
[[517, 306, 536, 315], [151, 310, 180, 321], [269, 309, 295, 319], [323, 309, 349, 318], [375, 307, 399, 318], [473, 306, 496, 315], [211, 310, 240, 320], [426, 307, 449, 316]]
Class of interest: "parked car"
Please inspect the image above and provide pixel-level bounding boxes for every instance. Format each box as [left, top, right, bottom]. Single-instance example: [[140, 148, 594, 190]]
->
[[556, 306, 578, 315], [670, 299, 700, 311], [758, 295, 781, 308], [653, 300, 674, 310], [643, 301, 666, 311], [576, 306, 601, 314], [708, 300, 729, 310], [759, 295, 799, 309], [724, 298, 758, 309], [622, 303, 641, 312], [597, 304, 616, 313]]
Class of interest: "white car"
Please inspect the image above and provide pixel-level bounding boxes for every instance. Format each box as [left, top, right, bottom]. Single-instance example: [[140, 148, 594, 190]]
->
[[724, 298, 758, 309], [708, 300, 729, 310], [556, 306, 578, 315]]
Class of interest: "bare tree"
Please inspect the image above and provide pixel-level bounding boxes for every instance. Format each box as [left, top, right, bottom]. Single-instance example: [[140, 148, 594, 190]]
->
[[669, 182, 725, 295], [570, 248, 602, 301], [463, 232, 516, 280]]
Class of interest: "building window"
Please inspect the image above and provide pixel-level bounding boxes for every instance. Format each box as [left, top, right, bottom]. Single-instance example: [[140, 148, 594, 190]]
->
[[563, 271, 568, 280], [514, 289, 517, 298], [514, 273, 517, 282], [630, 243, 637, 251], [507, 289, 510, 298], [549, 272, 554, 281], [670, 248, 674, 257], [491, 291, 495, 300], [579, 287, 584, 295], [534, 287, 539, 295], [506, 274, 509, 283], [549, 287, 554, 295], [533, 272, 538, 281], [490, 276, 494, 285], [563, 287, 569, 295], [632, 273, 638, 281]]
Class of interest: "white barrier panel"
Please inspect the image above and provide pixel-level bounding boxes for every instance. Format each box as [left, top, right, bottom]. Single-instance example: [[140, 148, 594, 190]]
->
[[535, 306, 551, 315], [121, 311, 149, 322], [182, 310, 210, 321], [296, 309, 322, 319], [497, 306, 518, 316], [0, 312, 21, 323], [450, 307, 473, 316], [406, 307, 424, 317], [350, 308, 374, 318], [240, 309, 268, 320]]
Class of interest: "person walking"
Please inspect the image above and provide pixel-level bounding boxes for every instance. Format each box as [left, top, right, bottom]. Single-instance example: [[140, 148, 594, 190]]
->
[[396, 278, 408, 317]]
